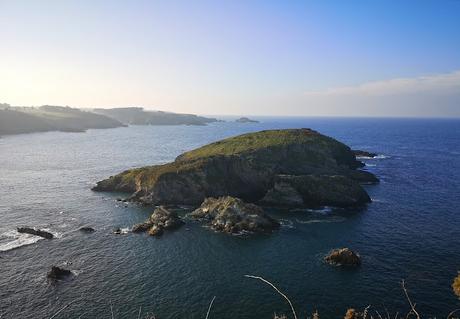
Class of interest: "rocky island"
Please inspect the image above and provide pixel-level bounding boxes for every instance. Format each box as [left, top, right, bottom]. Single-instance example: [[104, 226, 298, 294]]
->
[[93, 129, 378, 213], [235, 117, 259, 123]]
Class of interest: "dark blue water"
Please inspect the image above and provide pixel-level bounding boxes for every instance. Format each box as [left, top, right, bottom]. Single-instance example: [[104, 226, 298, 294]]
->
[[1, 118, 459, 319]]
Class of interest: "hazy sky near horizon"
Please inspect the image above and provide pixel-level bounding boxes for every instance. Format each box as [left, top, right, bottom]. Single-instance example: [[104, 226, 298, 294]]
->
[[1, 0, 460, 117]]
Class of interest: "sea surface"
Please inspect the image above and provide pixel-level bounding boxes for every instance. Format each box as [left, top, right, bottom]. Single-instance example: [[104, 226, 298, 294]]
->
[[0, 118, 459, 319]]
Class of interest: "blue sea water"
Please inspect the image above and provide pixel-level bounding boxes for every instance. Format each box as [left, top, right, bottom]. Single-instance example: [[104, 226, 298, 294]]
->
[[0, 117, 459, 319]]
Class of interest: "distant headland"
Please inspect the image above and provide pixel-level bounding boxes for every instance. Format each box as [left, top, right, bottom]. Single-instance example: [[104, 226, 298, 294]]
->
[[0, 104, 220, 136]]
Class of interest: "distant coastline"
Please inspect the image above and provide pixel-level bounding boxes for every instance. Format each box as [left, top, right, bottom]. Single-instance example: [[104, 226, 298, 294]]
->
[[0, 104, 221, 136]]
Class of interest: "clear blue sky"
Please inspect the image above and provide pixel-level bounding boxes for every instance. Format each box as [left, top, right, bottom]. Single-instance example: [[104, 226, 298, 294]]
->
[[1, 0, 459, 117]]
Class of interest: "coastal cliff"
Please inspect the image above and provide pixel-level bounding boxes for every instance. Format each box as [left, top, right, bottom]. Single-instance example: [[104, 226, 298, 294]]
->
[[93, 129, 378, 208]]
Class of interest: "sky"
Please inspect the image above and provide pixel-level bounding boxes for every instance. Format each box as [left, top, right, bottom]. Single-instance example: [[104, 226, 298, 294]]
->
[[1, 0, 460, 117]]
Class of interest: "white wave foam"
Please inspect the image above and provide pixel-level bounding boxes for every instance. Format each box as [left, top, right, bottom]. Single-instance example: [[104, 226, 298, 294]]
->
[[295, 217, 345, 224], [279, 219, 295, 229], [120, 227, 130, 234], [0, 230, 43, 252], [357, 154, 389, 160]]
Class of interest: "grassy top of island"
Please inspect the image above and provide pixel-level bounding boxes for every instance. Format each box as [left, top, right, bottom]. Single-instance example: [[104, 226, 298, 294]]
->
[[177, 128, 345, 161]]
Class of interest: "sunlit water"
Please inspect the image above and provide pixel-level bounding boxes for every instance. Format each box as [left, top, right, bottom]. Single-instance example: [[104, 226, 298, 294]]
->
[[1, 118, 459, 318]]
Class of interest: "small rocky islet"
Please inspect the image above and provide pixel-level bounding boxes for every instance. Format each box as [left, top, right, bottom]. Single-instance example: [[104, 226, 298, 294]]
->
[[93, 128, 379, 235]]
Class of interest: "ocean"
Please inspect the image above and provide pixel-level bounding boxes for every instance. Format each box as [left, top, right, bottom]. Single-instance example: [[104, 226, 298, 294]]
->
[[1, 117, 459, 318]]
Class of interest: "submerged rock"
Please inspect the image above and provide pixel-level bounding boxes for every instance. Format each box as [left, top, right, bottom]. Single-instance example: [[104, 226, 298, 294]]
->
[[325, 248, 361, 267], [17, 227, 53, 239], [79, 227, 95, 233], [260, 174, 371, 208], [189, 196, 279, 234], [93, 129, 378, 208], [132, 206, 184, 236], [47, 266, 72, 280]]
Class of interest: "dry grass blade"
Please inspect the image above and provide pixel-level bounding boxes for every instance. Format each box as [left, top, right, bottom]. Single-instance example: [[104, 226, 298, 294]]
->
[[205, 296, 216, 319], [244, 275, 298, 319], [401, 280, 420, 319], [137, 306, 142, 319], [447, 309, 460, 319], [49, 299, 79, 319]]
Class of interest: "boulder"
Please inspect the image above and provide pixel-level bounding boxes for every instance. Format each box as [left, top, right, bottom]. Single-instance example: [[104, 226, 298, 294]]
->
[[260, 175, 371, 208], [189, 196, 279, 234], [132, 206, 184, 236], [47, 266, 72, 279], [17, 227, 53, 239], [325, 248, 361, 267]]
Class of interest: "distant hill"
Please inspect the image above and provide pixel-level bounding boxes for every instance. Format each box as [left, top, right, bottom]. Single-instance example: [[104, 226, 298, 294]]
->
[[92, 107, 219, 126], [0, 105, 123, 136]]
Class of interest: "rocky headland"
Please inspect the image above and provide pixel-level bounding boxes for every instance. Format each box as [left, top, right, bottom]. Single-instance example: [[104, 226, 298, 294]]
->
[[0, 105, 123, 136], [93, 128, 378, 210], [92, 107, 219, 126]]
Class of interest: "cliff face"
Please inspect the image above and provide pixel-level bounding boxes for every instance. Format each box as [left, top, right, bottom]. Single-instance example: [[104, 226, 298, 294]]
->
[[93, 129, 378, 208]]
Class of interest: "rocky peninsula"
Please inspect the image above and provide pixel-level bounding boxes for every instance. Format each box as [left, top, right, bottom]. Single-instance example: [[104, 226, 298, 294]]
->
[[93, 128, 378, 210]]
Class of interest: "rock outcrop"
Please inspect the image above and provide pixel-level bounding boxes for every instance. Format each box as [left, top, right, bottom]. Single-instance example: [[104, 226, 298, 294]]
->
[[189, 196, 279, 234], [79, 227, 95, 233], [17, 227, 54, 239], [325, 248, 361, 266], [132, 206, 184, 236], [93, 129, 378, 208], [47, 266, 72, 279]]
